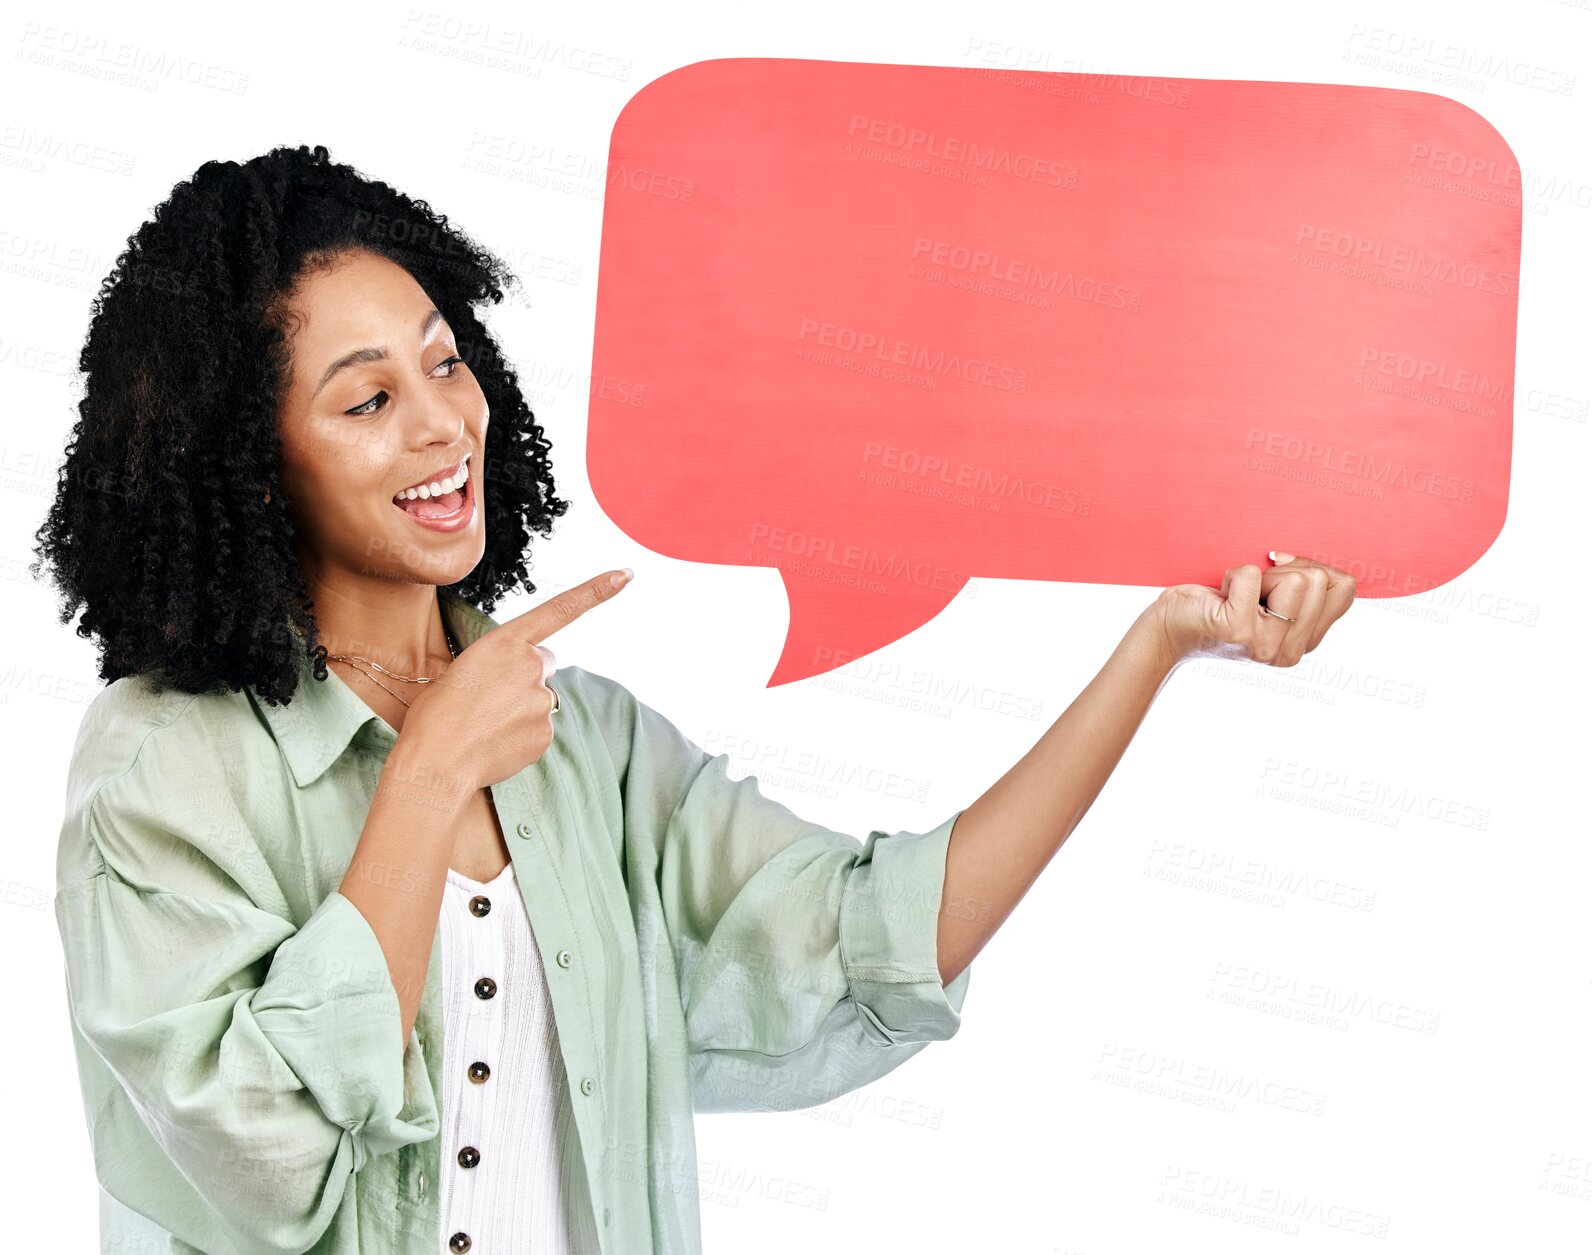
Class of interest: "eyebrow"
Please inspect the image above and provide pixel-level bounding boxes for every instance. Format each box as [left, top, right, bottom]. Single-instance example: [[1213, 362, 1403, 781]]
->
[[311, 308, 445, 400]]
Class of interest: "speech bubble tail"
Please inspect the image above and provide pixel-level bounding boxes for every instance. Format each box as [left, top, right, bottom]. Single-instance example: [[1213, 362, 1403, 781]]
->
[[767, 567, 968, 688]]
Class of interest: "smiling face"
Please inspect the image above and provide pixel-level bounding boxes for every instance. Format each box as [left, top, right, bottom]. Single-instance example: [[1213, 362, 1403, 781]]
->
[[274, 248, 489, 591]]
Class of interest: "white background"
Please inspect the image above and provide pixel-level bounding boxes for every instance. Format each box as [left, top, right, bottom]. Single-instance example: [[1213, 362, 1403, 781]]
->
[[2, 0, 1588, 1251]]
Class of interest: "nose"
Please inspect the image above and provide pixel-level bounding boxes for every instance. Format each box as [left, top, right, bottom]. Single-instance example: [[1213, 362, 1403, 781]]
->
[[407, 381, 466, 453]]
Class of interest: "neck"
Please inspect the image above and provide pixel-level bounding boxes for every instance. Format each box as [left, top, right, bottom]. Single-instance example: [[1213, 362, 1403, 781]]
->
[[306, 575, 454, 676]]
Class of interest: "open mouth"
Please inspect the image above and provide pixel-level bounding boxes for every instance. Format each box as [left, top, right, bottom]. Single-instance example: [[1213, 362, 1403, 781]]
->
[[392, 455, 471, 522]]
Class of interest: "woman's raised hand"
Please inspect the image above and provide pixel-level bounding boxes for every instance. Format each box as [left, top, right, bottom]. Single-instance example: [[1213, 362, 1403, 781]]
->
[[404, 569, 634, 790], [1150, 550, 1357, 670]]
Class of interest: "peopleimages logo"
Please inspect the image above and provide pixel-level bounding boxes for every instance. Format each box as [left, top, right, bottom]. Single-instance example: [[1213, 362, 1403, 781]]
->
[[910, 237, 1141, 311], [796, 318, 1029, 393], [846, 114, 1076, 186]]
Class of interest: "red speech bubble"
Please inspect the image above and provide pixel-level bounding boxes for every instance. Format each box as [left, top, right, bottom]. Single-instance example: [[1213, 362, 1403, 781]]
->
[[588, 58, 1519, 686]]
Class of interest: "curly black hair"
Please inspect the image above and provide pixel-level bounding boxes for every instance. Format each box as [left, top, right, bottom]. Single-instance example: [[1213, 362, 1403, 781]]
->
[[31, 143, 570, 705]]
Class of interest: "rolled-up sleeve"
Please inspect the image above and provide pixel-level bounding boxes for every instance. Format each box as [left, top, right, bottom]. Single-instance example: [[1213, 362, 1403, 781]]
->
[[609, 676, 972, 1115], [54, 787, 438, 1255], [838, 812, 969, 1045]]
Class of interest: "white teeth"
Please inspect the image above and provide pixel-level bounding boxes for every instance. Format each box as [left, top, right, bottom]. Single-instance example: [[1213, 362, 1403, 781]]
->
[[395, 457, 470, 502]]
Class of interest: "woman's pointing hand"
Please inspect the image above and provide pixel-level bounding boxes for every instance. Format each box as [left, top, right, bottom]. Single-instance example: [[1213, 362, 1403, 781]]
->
[[405, 568, 634, 790]]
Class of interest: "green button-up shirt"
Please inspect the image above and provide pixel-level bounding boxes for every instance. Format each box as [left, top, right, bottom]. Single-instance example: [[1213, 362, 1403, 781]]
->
[[54, 588, 972, 1255]]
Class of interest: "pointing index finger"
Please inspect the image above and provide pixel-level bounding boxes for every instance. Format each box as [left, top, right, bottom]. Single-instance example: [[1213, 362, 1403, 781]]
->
[[508, 568, 633, 646]]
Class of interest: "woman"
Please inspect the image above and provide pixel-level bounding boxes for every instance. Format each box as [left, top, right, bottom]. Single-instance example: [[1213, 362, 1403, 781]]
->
[[35, 144, 1355, 1255]]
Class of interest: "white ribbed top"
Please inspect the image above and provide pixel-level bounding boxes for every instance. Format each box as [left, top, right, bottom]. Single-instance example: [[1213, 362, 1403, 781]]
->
[[435, 862, 604, 1255]]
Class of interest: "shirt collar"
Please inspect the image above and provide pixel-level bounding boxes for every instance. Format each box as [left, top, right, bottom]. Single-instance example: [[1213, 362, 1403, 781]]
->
[[251, 587, 501, 789]]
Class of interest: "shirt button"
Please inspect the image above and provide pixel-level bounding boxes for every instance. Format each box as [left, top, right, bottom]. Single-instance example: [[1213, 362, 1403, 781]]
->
[[555, 948, 573, 968], [468, 1061, 490, 1084], [580, 1077, 595, 1096], [448, 1233, 472, 1253], [474, 976, 497, 1000], [516, 821, 533, 839], [457, 1145, 481, 1169], [469, 894, 491, 918]]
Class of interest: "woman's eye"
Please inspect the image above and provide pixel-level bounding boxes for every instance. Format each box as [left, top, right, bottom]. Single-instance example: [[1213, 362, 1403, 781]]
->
[[344, 357, 462, 417], [346, 390, 387, 417]]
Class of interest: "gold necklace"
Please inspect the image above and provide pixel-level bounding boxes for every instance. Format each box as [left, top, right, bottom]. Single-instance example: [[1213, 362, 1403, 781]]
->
[[328, 622, 459, 709]]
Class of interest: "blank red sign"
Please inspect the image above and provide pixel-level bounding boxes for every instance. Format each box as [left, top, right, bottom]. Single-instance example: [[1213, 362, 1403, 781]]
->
[[589, 58, 1519, 686]]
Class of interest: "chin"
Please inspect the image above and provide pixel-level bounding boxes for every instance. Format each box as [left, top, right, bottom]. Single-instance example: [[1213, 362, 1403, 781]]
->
[[355, 522, 479, 588], [398, 547, 483, 590]]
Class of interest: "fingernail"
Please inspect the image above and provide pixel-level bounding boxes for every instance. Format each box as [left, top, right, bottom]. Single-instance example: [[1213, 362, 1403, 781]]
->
[[1269, 550, 1295, 564], [610, 567, 634, 588]]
